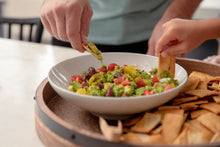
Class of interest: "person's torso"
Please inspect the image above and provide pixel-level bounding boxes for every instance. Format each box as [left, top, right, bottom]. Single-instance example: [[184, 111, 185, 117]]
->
[[89, 0, 172, 45]]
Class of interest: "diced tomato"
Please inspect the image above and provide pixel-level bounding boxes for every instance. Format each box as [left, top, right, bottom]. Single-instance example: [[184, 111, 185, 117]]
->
[[137, 77, 146, 87], [108, 63, 118, 71], [164, 84, 173, 92], [143, 90, 154, 96], [121, 75, 126, 81], [71, 75, 83, 83], [114, 78, 122, 85], [97, 68, 108, 73], [121, 79, 130, 86], [152, 74, 159, 83], [114, 75, 126, 85], [121, 65, 127, 73]]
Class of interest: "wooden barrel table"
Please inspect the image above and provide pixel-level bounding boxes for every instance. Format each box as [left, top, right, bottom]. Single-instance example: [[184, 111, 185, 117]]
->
[[35, 58, 220, 147]]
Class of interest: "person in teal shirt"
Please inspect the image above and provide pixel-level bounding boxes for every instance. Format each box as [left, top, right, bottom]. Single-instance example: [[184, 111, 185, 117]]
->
[[40, 0, 201, 55]]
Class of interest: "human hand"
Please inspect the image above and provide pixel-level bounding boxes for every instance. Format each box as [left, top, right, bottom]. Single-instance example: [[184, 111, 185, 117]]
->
[[147, 20, 163, 56], [40, 0, 93, 52], [156, 18, 205, 57], [203, 55, 220, 64], [147, 19, 186, 58]]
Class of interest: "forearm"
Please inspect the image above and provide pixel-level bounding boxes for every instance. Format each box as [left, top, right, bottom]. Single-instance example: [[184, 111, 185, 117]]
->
[[147, 0, 202, 56], [161, 0, 202, 21], [198, 18, 220, 40]]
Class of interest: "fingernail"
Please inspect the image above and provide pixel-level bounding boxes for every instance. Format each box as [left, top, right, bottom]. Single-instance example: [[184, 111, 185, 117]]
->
[[80, 46, 85, 53], [161, 52, 168, 58], [163, 45, 168, 51], [81, 35, 88, 45]]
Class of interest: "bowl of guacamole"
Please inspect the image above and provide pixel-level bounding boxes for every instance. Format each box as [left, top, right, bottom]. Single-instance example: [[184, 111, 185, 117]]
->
[[48, 53, 188, 120]]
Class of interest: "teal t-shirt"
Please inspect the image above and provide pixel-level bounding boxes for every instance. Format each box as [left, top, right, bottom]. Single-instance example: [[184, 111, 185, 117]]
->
[[88, 0, 172, 45]]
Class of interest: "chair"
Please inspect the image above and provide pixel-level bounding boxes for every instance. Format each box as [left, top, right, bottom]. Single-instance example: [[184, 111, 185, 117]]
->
[[0, 17, 44, 43], [52, 36, 72, 48]]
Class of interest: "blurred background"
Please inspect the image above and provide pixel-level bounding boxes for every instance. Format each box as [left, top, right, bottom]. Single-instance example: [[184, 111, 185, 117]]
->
[[1, 0, 220, 59], [0, 0, 50, 44]]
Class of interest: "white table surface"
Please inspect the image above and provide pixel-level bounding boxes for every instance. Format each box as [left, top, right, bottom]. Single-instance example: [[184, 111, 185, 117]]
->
[[0, 38, 87, 147]]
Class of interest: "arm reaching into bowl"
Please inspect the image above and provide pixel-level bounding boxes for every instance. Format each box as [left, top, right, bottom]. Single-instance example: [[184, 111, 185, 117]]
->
[[156, 18, 220, 58]]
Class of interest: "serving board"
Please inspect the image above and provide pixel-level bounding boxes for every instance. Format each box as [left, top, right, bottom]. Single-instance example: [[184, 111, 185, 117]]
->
[[35, 58, 220, 147]]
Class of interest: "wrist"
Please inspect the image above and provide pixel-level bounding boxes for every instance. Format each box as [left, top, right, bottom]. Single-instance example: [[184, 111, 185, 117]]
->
[[198, 18, 220, 40], [161, 0, 202, 22]]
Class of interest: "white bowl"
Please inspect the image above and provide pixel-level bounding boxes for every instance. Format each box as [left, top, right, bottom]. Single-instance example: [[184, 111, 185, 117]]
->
[[48, 53, 188, 120]]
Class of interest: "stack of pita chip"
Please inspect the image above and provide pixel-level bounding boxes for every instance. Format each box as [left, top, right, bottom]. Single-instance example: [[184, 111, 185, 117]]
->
[[119, 71, 220, 145]]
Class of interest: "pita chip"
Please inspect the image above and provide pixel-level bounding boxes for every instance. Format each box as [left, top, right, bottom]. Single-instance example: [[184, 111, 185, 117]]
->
[[200, 102, 220, 114], [142, 134, 166, 144], [162, 113, 185, 144], [210, 133, 220, 143], [190, 109, 210, 119], [213, 95, 220, 103], [158, 53, 175, 79], [181, 76, 200, 93], [185, 120, 214, 144], [197, 112, 220, 133], [121, 132, 142, 143], [172, 96, 198, 105], [131, 113, 161, 133], [184, 89, 220, 98]]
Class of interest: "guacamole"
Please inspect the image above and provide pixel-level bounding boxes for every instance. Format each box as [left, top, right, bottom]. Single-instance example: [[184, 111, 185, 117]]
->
[[68, 63, 179, 97], [87, 42, 103, 61]]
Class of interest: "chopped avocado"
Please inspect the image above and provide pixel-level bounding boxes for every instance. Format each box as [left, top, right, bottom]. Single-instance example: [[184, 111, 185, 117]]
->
[[101, 88, 107, 96], [111, 69, 122, 76], [130, 81, 137, 88], [135, 87, 146, 96], [97, 77, 106, 83], [124, 85, 135, 96], [149, 68, 158, 75], [159, 71, 171, 79], [145, 85, 153, 91], [100, 64, 107, 69], [88, 85, 101, 96], [139, 70, 151, 79], [168, 78, 179, 87], [153, 82, 167, 93], [124, 73, 133, 81], [106, 74, 114, 83], [69, 81, 81, 92], [112, 85, 124, 97], [88, 42, 103, 61], [104, 83, 114, 89]]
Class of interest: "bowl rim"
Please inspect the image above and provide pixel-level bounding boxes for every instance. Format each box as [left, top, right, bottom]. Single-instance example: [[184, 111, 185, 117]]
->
[[48, 53, 188, 101]]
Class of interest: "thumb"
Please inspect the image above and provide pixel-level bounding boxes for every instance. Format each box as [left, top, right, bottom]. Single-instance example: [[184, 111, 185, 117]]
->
[[155, 34, 173, 54]]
